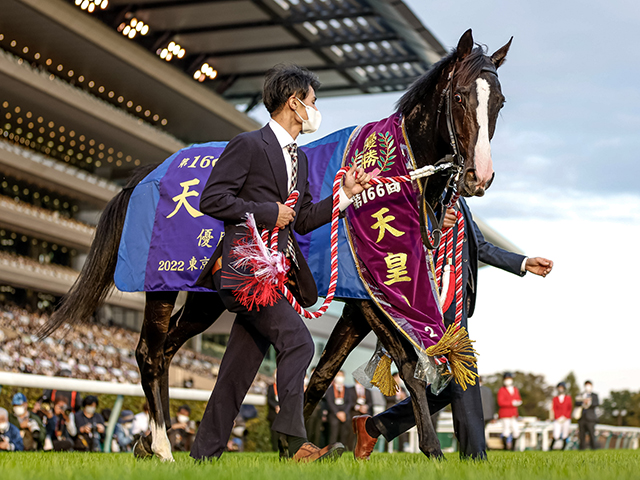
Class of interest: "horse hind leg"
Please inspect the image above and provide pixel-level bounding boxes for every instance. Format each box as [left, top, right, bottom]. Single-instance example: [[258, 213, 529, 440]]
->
[[159, 292, 227, 427], [358, 300, 443, 459], [135, 291, 178, 462]]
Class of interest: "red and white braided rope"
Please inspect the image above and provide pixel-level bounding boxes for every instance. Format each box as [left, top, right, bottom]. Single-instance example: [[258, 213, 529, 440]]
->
[[273, 165, 450, 318], [434, 202, 465, 326], [280, 168, 416, 318]]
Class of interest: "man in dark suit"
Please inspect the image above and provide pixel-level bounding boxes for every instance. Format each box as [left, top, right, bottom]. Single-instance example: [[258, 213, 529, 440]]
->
[[190, 64, 371, 463], [353, 198, 553, 460], [325, 371, 355, 448], [576, 380, 599, 450]]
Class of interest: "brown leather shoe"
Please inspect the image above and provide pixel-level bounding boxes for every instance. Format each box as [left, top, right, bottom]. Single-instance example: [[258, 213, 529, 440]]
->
[[353, 415, 378, 461], [292, 442, 345, 463]]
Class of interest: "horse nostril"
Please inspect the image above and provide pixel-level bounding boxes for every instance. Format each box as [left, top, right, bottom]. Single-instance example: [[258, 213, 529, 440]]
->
[[485, 172, 496, 190], [465, 170, 477, 184]]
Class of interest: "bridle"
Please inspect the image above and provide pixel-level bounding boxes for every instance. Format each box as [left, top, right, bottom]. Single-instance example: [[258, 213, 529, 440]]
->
[[418, 61, 499, 250]]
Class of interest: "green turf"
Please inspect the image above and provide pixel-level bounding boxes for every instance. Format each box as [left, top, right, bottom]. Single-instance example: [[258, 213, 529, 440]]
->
[[1, 451, 639, 480]]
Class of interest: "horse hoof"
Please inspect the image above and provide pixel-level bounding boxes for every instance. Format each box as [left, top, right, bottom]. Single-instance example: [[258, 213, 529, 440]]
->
[[133, 439, 153, 460]]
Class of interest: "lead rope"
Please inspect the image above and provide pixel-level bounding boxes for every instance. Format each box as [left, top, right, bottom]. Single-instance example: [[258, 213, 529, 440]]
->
[[434, 194, 465, 326], [231, 163, 453, 319]]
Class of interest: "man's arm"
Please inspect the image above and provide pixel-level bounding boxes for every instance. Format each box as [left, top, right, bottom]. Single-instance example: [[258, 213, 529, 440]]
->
[[199, 134, 279, 229], [472, 217, 527, 277]]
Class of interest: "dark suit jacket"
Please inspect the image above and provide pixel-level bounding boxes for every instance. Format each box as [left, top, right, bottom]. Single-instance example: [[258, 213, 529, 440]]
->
[[449, 198, 526, 323], [195, 125, 333, 307], [576, 393, 600, 423], [325, 386, 356, 416], [351, 387, 374, 417]]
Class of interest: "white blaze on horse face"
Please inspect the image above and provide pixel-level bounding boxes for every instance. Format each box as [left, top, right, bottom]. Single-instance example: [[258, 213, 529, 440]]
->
[[473, 78, 494, 186]]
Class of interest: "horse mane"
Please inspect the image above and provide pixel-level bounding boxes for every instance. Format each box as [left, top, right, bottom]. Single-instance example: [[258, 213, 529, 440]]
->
[[396, 45, 493, 115]]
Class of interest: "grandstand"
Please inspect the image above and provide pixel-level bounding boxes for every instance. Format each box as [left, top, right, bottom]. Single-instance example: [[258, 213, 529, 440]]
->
[[0, 0, 519, 382]]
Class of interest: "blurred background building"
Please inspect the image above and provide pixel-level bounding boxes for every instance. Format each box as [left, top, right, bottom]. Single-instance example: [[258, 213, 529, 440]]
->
[[0, 0, 518, 383]]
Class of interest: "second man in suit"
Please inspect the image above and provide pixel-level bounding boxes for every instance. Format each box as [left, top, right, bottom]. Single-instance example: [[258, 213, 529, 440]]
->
[[353, 198, 553, 460]]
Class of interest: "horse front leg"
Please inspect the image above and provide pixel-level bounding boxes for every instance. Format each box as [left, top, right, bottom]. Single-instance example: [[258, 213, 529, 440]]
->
[[135, 291, 178, 462], [303, 301, 372, 419], [358, 300, 443, 459]]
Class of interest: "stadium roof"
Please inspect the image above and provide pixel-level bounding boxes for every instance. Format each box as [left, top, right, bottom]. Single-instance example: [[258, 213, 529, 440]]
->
[[0, 0, 447, 150], [84, 0, 447, 108]]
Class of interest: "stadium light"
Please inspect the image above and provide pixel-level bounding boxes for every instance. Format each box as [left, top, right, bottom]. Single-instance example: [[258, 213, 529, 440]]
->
[[118, 18, 150, 39], [194, 63, 217, 82], [157, 41, 186, 62], [74, 0, 107, 13]]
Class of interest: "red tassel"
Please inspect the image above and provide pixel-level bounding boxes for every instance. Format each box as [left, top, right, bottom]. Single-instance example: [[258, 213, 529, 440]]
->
[[227, 214, 290, 310]]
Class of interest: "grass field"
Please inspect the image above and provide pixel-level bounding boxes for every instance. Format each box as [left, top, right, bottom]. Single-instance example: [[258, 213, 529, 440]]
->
[[1, 451, 639, 480]]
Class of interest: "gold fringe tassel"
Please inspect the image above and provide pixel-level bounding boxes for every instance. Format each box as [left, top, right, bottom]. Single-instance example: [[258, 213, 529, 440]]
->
[[425, 324, 479, 391], [370, 353, 399, 396]]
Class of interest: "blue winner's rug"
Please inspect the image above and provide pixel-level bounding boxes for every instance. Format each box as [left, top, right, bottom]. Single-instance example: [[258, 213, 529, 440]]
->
[[114, 127, 369, 299]]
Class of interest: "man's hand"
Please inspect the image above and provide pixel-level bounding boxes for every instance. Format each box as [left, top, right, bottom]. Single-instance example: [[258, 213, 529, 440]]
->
[[525, 257, 554, 277], [275, 202, 295, 228], [0, 438, 9, 450], [443, 207, 457, 230], [96, 424, 105, 434], [343, 164, 372, 198], [336, 411, 347, 423]]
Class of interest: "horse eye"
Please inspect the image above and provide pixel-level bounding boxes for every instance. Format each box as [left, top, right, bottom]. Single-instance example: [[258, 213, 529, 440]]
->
[[454, 93, 462, 103]]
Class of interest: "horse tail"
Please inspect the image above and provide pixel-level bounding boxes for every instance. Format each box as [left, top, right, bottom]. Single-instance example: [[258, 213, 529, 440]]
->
[[39, 164, 159, 338]]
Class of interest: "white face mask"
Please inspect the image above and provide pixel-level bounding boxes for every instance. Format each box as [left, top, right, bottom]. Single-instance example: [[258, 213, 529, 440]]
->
[[13, 406, 26, 417], [0, 421, 9, 433], [334, 376, 345, 386], [84, 406, 96, 415], [295, 98, 322, 134], [232, 426, 245, 437], [504, 379, 514, 387], [585, 385, 593, 393], [177, 414, 189, 424]]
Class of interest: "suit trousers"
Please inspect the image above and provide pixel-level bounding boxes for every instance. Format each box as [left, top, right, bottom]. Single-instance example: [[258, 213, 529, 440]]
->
[[578, 419, 598, 450], [190, 271, 315, 460], [372, 366, 486, 459], [328, 415, 351, 447]]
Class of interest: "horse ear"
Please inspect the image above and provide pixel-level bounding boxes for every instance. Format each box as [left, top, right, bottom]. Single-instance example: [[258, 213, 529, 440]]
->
[[491, 37, 513, 68], [456, 29, 474, 61]]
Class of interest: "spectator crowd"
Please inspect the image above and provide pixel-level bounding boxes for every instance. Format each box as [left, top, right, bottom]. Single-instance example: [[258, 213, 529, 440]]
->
[[0, 304, 220, 383]]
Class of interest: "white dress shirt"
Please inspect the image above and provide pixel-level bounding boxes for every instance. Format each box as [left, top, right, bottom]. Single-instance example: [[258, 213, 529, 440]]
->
[[268, 119, 353, 211]]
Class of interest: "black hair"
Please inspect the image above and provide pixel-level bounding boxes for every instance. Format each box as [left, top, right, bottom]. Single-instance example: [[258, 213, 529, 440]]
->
[[83, 395, 99, 407], [178, 405, 191, 414], [263, 64, 321, 114]]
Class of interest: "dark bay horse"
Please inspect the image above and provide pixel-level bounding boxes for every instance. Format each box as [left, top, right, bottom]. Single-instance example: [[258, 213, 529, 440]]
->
[[41, 30, 511, 461]]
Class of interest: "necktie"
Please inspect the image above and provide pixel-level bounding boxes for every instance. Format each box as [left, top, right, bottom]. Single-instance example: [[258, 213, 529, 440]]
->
[[286, 143, 298, 194], [285, 143, 299, 267]]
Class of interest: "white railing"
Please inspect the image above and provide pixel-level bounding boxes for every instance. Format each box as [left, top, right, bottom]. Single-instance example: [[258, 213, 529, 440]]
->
[[400, 416, 640, 453]]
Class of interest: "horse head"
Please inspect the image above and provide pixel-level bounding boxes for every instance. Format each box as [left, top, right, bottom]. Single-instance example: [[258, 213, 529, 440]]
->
[[399, 29, 512, 198]]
